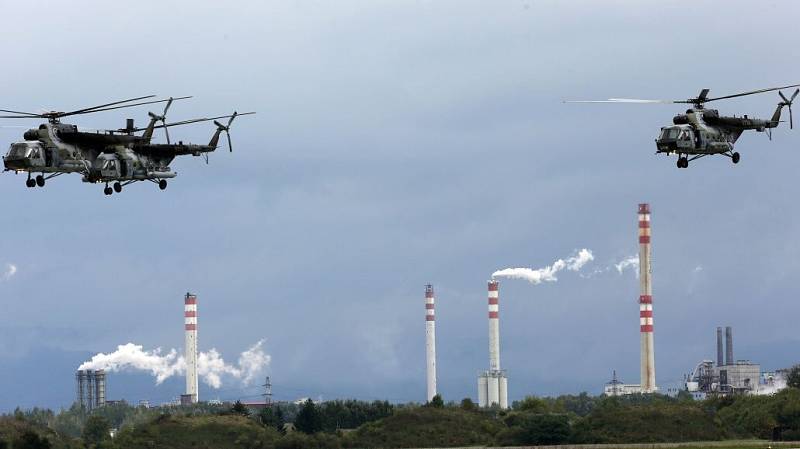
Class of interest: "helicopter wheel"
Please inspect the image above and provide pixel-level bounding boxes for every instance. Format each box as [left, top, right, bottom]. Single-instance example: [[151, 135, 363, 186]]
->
[[158, 179, 167, 190], [677, 157, 688, 169], [731, 152, 740, 164], [104, 186, 113, 196], [113, 182, 122, 193], [35, 175, 45, 187], [25, 178, 36, 188]]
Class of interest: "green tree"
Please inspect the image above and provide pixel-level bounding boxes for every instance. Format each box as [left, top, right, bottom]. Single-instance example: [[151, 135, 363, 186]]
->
[[294, 399, 322, 434], [460, 398, 477, 411], [787, 365, 800, 389], [82, 415, 111, 447], [231, 400, 250, 416], [427, 394, 444, 408], [13, 431, 51, 449], [260, 405, 285, 431]]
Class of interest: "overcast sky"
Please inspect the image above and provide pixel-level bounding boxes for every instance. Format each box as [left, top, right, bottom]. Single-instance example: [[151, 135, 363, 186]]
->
[[1, 0, 799, 410]]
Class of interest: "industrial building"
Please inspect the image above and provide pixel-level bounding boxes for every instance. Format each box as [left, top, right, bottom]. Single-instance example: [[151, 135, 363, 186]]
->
[[478, 280, 509, 408], [686, 326, 761, 395], [424, 284, 437, 402], [184, 292, 199, 404], [604, 371, 644, 396], [75, 369, 107, 410]]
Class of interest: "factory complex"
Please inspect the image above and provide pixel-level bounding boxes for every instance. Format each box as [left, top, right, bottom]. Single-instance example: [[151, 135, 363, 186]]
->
[[72, 203, 791, 411]]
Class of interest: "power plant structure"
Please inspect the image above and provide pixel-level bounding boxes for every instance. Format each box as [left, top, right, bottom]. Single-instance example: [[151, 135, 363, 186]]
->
[[686, 326, 762, 395], [478, 280, 508, 409], [184, 292, 199, 404], [638, 203, 658, 393], [424, 284, 438, 402], [75, 369, 106, 410]]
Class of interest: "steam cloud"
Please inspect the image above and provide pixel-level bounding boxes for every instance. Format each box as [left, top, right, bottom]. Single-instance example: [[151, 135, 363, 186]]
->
[[78, 340, 270, 388], [2, 264, 17, 281], [492, 249, 594, 284], [614, 255, 639, 275]]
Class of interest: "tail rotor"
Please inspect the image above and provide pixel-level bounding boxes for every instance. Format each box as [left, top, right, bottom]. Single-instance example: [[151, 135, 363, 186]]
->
[[779, 88, 799, 129], [213, 111, 239, 152], [148, 97, 175, 143]]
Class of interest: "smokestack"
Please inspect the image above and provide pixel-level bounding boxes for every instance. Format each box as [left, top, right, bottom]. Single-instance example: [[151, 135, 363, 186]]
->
[[477, 280, 508, 409], [716, 327, 724, 367], [425, 284, 437, 402], [725, 326, 733, 366], [185, 292, 199, 404], [488, 280, 500, 372], [638, 203, 657, 392]]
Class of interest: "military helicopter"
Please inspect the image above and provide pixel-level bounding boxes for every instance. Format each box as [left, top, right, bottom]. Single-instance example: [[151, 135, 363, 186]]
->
[[567, 84, 800, 168], [1, 96, 254, 194]]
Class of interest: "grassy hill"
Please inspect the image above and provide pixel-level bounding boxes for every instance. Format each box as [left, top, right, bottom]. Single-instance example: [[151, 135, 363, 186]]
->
[[342, 406, 504, 448], [112, 414, 282, 449]]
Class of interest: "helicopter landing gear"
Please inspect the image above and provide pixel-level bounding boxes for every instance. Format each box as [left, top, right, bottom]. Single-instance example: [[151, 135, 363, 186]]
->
[[677, 156, 688, 168], [26, 178, 36, 188], [35, 175, 45, 187], [731, 152, 740, 164], [158, 179, 167, 190], [103, 183, 113, 196], [113, 182, 122, 193]]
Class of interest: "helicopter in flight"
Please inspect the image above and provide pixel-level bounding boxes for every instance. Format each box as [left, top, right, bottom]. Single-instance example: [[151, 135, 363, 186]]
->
[[1, 96, 254, 194], [567, 84, 799, 168]]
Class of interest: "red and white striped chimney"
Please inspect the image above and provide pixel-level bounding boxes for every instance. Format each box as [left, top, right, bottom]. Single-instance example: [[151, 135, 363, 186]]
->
[[488, 280, 500, 372], [425, 284, 437, 402], [638, 204, 657, 392], [185, 292, 199, 403]]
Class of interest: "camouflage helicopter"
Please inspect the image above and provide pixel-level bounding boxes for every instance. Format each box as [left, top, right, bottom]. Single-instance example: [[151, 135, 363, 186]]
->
[[1, 96, 254, 194], [567, 84, 799, 168]]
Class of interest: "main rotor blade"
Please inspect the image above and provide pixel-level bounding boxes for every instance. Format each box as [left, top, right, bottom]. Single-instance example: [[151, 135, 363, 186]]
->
[[0, 114, 43, 119], [60, 96, 192, 118], [704, 83, 800, 103], [226, 131, 233, 152], [61, 95, 157, 116], [564, 98, 677, 104], [133, 112, 255, 132], [0, 109, 42, 117]]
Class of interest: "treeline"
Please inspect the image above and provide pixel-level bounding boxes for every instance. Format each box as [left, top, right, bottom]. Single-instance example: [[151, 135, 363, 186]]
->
[[5, 387, 800, 448]]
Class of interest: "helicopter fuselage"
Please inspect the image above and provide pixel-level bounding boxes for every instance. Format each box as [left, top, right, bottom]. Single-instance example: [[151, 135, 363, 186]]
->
[[654, 108, 775, 156], [3, 121, 216, 184]]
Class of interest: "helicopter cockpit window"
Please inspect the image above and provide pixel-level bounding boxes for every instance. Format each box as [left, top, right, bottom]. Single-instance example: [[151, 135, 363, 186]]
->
[[659, 128, 681, 140], [9, 144, 30, 158]]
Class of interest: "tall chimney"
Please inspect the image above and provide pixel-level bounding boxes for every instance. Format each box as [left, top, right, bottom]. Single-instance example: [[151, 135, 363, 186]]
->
[[638, 203, 657, 392], [488, 281, 500, 372], [725, 326, 733, 366], [185, 292, 199, 403], [716, 327, 724, 367], [424, 284, 437, 402]]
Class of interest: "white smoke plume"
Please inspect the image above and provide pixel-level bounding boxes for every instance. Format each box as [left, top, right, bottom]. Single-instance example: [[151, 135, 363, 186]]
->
[[492, 249, 594, 284], [614, 255, 639, 275], [1, 264, 17, 281], [78, 340, 270, 388]]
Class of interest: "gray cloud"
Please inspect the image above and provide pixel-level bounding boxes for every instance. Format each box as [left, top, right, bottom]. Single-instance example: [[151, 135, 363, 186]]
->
[[1, 0, 799, 409]]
